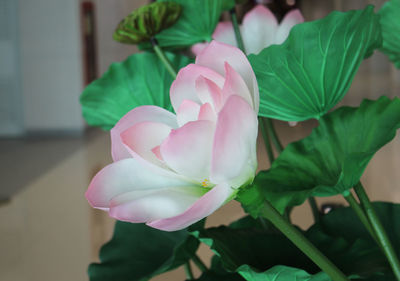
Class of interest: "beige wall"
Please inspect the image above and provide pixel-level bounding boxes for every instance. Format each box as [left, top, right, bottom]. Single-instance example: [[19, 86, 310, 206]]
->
[[93, 0, 148, 75], [18, 0, 85, 132], [15, 0, 149, 133]]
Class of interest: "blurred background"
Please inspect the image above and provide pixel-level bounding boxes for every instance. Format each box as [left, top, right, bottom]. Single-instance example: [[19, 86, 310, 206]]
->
[[0, 0, 398, 280]]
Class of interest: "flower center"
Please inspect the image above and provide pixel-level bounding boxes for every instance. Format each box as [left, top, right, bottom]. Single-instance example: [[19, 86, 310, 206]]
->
[[201, 179, 211, 187]]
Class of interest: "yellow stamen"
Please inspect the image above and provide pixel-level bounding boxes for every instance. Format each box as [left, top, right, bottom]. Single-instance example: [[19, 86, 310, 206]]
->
[[201, 179, 210, 187]]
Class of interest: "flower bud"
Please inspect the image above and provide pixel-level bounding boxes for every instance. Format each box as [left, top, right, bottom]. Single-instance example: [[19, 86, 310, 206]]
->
[[113, 2, 182, 44]]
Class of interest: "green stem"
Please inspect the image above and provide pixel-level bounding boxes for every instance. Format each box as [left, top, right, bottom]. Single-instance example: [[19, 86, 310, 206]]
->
[[259, 117, 275, 165], [343, 191, 378, 243], [151, 37, 177, 79], [192, 254, 208, 272], [264, 118, 284, 153], [354, 182, 400, 281], [229, 8, 246, 53], [308, 197, 320, 223], [261, 200, 349, 281], [184, 262, 194, 280]]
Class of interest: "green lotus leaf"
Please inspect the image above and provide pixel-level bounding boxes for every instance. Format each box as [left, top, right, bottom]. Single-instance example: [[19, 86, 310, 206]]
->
[[308, 202, 400, 261], [238, 265, 330, 281], [88, 221, 200, 281], [80, 52, 192, 130], [248, 6, 381, 121], [378, 0, 400, 68], [307, 202, 400, 281], [238, 96, 400, 213]]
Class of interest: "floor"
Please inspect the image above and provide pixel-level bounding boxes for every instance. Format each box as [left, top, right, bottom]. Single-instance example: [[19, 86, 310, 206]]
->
[[0, 120, 399, 281], [0, 129, 101, 201], [0, 129, 107, 281]]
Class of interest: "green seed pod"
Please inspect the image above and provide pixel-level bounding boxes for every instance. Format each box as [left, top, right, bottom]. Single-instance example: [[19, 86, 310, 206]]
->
[[113, 2, 182, 44]]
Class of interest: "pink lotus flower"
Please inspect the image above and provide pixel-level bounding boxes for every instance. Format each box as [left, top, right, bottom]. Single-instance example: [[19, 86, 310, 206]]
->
[[192, 5, 304, 56], [85, 41, 259, 231]]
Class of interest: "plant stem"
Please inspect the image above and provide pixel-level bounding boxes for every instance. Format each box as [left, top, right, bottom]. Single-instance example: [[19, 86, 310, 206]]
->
[[184, 262, 194, 280], [150, 37, 177, 79], [192, 254, 208, 272], [229, 8, 246, 53], [259, 117, 275, 165], [343, 191, 378, 243], [264, 118, 284, 153], [260, 200, 349, 281], [308, 197, 320, 223], [354, 182, 400, 280]]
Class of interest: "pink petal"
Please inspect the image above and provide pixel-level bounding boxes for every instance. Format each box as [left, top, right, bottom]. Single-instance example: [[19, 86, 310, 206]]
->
[[111, 106, 178, 162], [85, 158, 191, 208], [170, 64, 225, 113], [241, 5, 278, 54], [147, 182, 235, 231], [222, 62, 254, 110], [152, 145, 163, 161], [275, 9, 304, 44], [198, 103, 217, 123], [122, 143, 182, 178], [195, 76, 223, 112], [176, 99, 201, 127], [211, 95, 258, 188], [120, 121, 171, 167], [191, 42, 209, 56], [108, 186, 207, 223], [195, 41, 259, 113], [212, 22, 236, 47], [160, 120, 215, 181]]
